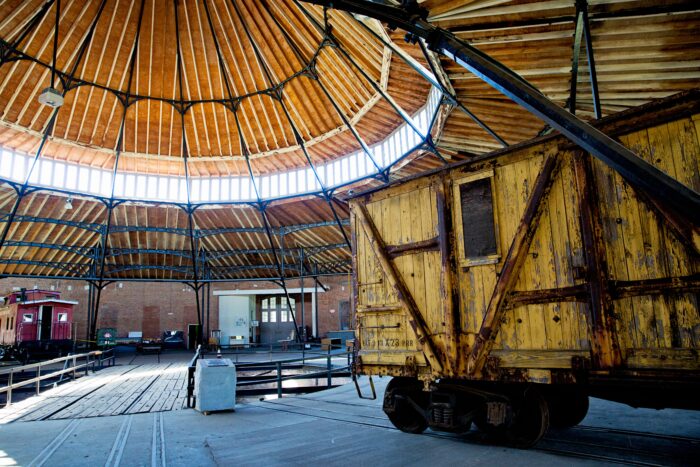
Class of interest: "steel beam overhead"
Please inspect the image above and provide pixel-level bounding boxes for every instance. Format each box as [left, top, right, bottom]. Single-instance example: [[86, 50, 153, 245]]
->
[[298, 0, 700, 224]]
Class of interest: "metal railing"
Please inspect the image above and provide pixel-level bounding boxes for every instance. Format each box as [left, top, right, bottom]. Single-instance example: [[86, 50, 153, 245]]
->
[[0, 349, 116, 406], [187, 345, 353, 408]]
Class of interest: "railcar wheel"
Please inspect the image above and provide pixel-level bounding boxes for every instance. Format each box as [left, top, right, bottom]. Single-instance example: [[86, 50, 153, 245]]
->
[[383, 377, 429, 434], [504, 387, 550, 449], [547, 390, 589, 429]]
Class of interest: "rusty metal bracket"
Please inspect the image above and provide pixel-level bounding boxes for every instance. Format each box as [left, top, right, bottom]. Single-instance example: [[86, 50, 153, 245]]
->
[[352, 373, 377, 400]]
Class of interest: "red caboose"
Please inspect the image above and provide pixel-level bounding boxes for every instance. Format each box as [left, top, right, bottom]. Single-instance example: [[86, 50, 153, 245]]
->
[[0, 289, 77, 359]]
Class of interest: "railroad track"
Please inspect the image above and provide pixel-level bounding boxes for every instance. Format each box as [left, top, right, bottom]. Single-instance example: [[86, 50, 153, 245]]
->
[[258, 399, 699, 466]]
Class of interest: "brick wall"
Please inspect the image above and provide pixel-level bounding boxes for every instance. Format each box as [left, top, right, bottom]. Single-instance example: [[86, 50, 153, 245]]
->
[[0, 274, 353, 344]]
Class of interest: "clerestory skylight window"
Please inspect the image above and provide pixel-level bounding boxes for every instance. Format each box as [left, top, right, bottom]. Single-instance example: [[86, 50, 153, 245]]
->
[[0, 86, 441, 203]]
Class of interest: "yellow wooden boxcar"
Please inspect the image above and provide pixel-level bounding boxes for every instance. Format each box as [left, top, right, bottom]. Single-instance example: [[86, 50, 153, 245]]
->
[[349, 91, 700, 447]]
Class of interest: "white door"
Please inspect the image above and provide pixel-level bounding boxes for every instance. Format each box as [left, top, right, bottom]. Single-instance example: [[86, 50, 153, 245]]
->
[[219, 296, 251, 346]]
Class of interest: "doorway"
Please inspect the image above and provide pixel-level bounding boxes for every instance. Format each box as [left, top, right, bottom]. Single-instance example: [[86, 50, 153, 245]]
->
[[39, 306, 53, 340], [219, 296, 252, 347], [259, 296, 295, 344], [188, 324, 201, 349], [339, 300, 351, 330]]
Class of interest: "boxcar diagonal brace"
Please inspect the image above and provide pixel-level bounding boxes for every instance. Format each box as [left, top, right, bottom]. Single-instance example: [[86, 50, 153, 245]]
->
[[355, 204, 445, 373], [467, 153, 561, 377], [297, 0, 700, 226]]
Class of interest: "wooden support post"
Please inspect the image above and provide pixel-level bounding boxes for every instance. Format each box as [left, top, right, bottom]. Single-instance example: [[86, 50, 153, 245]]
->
[[435, 180, 459, 375], [573, 152, 622, 369], [355, 204, 444, 373], [467, 153, 560, 377]]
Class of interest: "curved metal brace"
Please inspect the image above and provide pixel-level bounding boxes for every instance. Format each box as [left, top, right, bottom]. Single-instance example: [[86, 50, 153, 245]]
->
[[298, 0, 700, 225]]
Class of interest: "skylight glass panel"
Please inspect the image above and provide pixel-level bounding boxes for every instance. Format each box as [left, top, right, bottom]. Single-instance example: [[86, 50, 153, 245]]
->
[[297, 170, 305, 193], [125, 174, 136, 197], [88, 168, 100, 193], [323, 164, 333, 187], [231, 177, 241, 200], [53, 161, 65, 188], [178, 178, 188, 202], [280, 172, 288, 196], [38, 159, 52, 186], [391, 135, 399, 162], [28, 161, 40, 184], [402, 126, 411, 153], [341, 157, 349, 184], [364, 151, 373, 175], [11, 153, 26, 181], [253, 176, 261, 199], [306, 168, 315, 191], [334, 160, 342, 186], [191, 178, 201, 202], [0, 150, 12, 178], [78, 167, 89, 191], [409, 123, 420, 147], [168, 177, 178, 200], [261, 175, 270, 198], [201, 179, 210, 201], [144, 175, 156, 199], [158, 177, 168, 200], [64, 164, 77, 189], [211, 178, 220, 201], [135, 175, 146, 198], [349, 153, 358, 179], [114, 173, 125, 197], [270, 174, 279, 197], [380, 141, 390, 166], [100, 170, 112, 196], [220, 178, 230, 200], [417, 109, 428, 135], [287, 171, 296, 194], [240, 177, 250, 200]]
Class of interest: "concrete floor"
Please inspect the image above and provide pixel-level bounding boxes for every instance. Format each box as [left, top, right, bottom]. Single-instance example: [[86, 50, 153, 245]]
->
[[0, 353, 698, 466]]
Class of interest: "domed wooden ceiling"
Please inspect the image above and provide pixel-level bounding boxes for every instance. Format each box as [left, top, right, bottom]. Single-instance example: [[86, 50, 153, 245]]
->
[[0, 0, 697, 283], [0, 0, 432, 177]]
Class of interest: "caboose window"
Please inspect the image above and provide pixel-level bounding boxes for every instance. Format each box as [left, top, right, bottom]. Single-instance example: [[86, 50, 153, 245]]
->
[[57, 313, 68, 322], [23, 313, 33, 323], [454, 171, 500, 266]]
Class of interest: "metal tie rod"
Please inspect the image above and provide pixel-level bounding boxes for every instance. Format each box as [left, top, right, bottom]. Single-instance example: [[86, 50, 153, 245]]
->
[[298, 0, 700, 225]]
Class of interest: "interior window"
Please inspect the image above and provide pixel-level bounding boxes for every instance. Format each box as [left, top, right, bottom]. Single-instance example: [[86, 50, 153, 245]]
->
[[459, 177, 498, 260]]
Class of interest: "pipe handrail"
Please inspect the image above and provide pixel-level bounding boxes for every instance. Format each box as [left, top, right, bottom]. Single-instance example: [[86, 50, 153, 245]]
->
[[0, 349, 112, 375], [0, 349, 115, 406]]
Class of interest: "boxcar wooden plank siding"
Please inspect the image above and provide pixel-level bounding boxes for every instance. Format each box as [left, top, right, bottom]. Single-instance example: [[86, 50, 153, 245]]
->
[[351, 96, 700, 382]]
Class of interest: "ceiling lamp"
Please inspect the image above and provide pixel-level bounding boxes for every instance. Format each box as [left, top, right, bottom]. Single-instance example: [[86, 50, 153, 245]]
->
[[64, 197, 73, 210], [38, 87, 64, 108]]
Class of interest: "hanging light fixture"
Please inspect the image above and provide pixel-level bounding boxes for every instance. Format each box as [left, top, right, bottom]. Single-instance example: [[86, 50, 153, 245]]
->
[[64, 197, 73, 210], [38, 0, 63, 108], [38, 87, 64, 108]]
